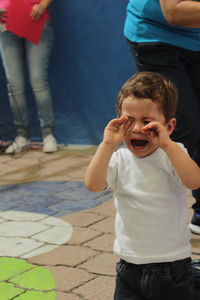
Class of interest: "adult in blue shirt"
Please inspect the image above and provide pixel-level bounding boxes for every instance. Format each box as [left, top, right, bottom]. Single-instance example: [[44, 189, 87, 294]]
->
[[124, 0, 200, 234]]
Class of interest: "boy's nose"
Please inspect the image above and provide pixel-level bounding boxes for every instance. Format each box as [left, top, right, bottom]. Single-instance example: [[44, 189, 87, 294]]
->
[[132, 122, 142, 133]]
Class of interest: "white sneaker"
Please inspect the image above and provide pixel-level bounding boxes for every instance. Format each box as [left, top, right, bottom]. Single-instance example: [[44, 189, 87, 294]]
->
[[189, 223, 200, 235], [43, 134, 58, 153], [5, 136, 30, 154]]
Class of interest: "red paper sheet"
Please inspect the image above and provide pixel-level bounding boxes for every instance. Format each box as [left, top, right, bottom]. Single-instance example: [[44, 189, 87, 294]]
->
[[6, 0, 48, 44]]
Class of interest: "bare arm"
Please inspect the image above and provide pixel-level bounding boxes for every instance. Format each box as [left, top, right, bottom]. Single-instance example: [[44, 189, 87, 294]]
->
[[142, 122, 200, 190], [164, 141, 200, 190], [85, 142, 116, 192], [85, 116, 129, 192], [159, 0, 200, 27]]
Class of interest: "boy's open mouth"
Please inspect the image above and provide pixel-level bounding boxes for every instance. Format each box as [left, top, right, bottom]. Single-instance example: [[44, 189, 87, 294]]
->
[[131, 139, 148, 148]]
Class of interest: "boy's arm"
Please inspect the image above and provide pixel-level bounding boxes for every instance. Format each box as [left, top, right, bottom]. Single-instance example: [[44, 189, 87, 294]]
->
[[142, 121, 200, 190], [85, 142, 116, 192], [163, 141, 200, 190], [85, 116, 129, 192]]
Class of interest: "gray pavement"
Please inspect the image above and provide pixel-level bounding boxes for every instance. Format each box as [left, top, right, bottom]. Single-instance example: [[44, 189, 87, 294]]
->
[[0, 144, 199, 300]]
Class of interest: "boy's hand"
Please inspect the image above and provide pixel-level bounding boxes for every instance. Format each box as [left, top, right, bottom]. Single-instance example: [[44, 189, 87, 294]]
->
[[141, 121, 172, 149], [103, 116, 129, 147]]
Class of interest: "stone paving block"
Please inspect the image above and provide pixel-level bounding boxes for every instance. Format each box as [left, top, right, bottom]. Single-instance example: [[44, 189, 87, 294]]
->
[[15, 291, 56, 300], [0, 211, 47, 221], [10, 268, 53, 291], [42, 216, 73, 226], [35, 159, 78, 178], [0, 257, 33, 281], [80, 252, 117, 276], [10, 266, 56, 290], [73, 276, 115, 300], [32, 225, 73, 245], [0, 172, 35, 183], [84, 233, 114, 252], [191, 235, 200, 249], [61, 211, 106, 227], [88, 199, 115, 216], [21, 245, 58, 259], [54, 182, 112, 202], [28, 245, 98, 267], [6, 158, 40, 167], [39, 153, 69, 162], [0, 156, 12, 164], [0, 237, 43, 257], [0, 282, 24, 299], [90, 216, 115, 234], [67, 169, 88, 180], [56, 292, 81, 300], [0, 221, 49, 237], [16, 150, 46, 159], [0, 164, 25, 174], [68, 227, 102, 245], [192, 247, 200, 260], [49, 199, 105, 216], [46, 266, 95, 291]]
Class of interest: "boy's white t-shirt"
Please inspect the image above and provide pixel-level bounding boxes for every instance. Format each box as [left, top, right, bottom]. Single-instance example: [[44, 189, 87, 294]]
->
[[107, 144, 191, 264]]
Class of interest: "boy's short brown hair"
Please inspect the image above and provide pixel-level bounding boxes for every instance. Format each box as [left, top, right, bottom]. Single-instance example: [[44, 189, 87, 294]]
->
[[116, 72, 178, 122]]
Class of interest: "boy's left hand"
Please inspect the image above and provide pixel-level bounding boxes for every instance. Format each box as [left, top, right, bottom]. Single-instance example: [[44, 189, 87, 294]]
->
[[141, 121, 171, 149]]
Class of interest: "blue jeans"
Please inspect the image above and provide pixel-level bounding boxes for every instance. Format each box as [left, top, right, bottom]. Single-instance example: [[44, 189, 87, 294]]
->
[[114, 258, 200, 300], [0, 21, 54, 138]]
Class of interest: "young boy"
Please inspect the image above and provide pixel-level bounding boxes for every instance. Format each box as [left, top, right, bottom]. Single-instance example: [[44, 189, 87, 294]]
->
[[85, 72, 200, 300]]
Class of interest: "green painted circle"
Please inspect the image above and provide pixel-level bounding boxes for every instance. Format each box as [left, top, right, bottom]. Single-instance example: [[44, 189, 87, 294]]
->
[[0, 257, 56, 300]]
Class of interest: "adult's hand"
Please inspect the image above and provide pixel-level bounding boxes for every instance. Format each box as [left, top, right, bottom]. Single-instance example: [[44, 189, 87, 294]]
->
[[31, 4, 46, 21], [159, 0, 200, 27], [0, 9, 7, 23]]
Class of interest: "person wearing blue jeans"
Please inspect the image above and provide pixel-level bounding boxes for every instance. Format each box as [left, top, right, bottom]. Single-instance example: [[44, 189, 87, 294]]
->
[[0, 0, 57, 153], [124, 0, 200, 234], [85, 72, 200, 300]]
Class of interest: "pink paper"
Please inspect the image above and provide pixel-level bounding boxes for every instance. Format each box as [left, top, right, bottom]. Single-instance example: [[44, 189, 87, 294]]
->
[[6, 0, 48, 44]]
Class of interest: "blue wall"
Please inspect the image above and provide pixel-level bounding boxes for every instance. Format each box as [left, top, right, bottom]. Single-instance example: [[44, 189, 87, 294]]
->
[[0, 0, 136, 145]]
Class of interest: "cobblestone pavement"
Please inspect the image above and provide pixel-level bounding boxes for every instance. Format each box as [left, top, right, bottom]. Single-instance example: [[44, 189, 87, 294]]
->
[[0, 144, 199, 300]]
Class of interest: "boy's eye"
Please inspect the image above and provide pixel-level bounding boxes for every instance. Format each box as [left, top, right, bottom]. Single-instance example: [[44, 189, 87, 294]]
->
[[143, 120, 151, 125], [127, 116, 134, 122]]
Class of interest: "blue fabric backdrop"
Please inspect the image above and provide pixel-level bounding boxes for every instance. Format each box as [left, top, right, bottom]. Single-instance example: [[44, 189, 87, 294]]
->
[[0, 0, 136, 145]]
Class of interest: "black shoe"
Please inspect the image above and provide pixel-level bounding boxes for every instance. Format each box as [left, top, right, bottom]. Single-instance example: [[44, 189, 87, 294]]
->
[[189, 212, 200, 234]]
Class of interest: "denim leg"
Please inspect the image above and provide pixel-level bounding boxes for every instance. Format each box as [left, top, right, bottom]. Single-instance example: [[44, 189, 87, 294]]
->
[[115, 259, 200, 300], [127, 41, 200, 212], [0, 31, 29, 136], [25, 21, 54, 137], [152, 259, 196, 300], [191, 260, 200, 294], [114, 261, 148, 300]]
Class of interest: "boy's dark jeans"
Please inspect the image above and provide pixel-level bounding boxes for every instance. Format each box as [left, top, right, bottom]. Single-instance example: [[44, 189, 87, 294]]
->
[[114, 258, 200, 300]]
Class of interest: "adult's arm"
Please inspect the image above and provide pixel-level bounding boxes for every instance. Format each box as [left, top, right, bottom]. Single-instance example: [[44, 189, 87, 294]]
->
[[159, 0, 200, 27]]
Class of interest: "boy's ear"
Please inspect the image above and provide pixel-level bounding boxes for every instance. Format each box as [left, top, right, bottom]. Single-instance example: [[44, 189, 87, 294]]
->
[[166, 118, 176, 135]]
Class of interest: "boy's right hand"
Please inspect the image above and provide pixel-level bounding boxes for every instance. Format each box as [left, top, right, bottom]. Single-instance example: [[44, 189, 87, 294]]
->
[[103, 116, 129, 147]]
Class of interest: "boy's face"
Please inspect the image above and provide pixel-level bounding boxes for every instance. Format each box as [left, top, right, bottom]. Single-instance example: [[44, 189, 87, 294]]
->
[[121, 96, 171, 158]]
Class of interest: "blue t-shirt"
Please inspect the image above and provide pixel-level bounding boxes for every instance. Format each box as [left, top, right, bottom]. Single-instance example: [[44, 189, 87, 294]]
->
[[124, 0, 200, 51]]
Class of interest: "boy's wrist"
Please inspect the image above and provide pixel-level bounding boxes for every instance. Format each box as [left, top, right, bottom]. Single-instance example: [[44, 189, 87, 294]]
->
[[101, 141, 118, 152], [161, 140, 176, 152]]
